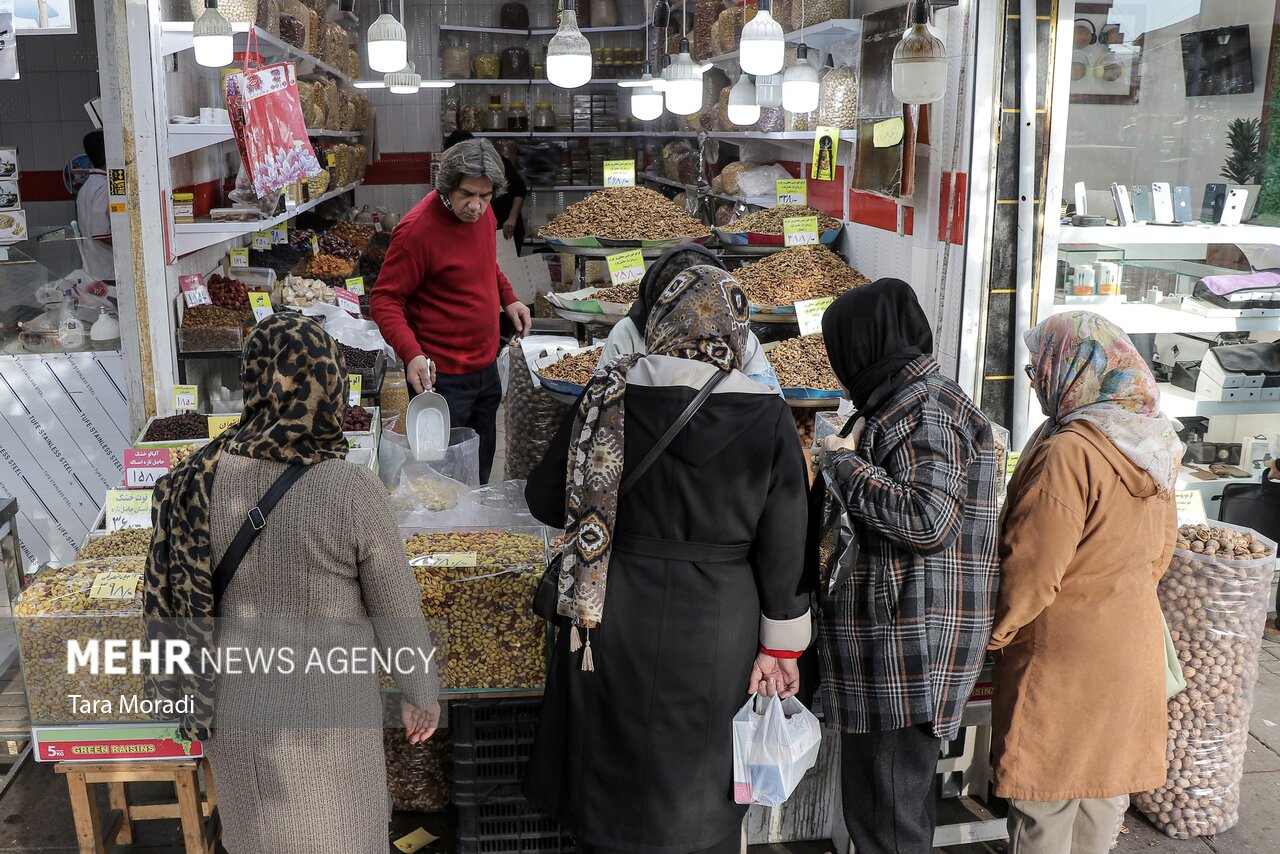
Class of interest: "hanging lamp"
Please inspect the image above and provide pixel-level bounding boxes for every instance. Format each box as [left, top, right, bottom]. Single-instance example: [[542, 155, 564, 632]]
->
[[727, 74, 760, 126], [386, 61, 422, 94], [620, 61, 665, 122], [193, 0, 234, 68], [782, 43, 820, 113], [755, 73, 782, 108], [892, 0, 948, 104], [547, 0, 593, 89], [739, 0, 784, 75], [664, 39, 707, 116], [367, 0, 408, 73]]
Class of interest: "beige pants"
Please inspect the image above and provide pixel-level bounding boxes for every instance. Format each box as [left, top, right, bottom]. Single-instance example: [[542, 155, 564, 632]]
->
[[1007, 798, 1123, 854]]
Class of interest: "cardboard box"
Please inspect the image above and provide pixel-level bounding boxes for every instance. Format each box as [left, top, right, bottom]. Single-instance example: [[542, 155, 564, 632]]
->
[[172, 192, 195, 223], [0, 180, 19, 211], [0, 209, 26, 243], [0, 147, 17, 179]]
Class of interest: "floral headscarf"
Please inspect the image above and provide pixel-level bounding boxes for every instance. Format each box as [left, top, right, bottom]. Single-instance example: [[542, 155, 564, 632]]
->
[[558, 265, 749, 669], [1025, 311, 1183, 492], [144, 314, 352, 739]]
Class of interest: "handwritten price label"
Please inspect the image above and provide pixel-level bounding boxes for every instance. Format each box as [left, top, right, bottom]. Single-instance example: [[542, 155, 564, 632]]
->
[[412, 552, 479, 568], [776, 179, 808, 206], [783, 216, 820, 247], [604, 160, 636, 188], [249, 291, 273, 323], [89, 571, 142, 601], [271, 224, 289, 244], [345, 276, 365, 296], [124, 449, 172, 489], [105, 488, 153, 532], [173, 385, 198, 412], [605, 249, 646, 287], [334, 287, 360, 317], [252, 231, 271, 250], [794, 297, 833, 337], [1005, 451, 1022, 480], [178, 274, 211, 308], [207, 415, 240, 438], [348, 374, 363, 406], [310, 236, 320, 256], [229, 247, 249, 269], [1176, 489, 1208, 525]]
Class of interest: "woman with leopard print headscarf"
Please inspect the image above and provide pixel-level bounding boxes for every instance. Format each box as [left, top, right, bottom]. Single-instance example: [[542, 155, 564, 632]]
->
[[144, 313, 439, 854], [523, 266, 811, 854]]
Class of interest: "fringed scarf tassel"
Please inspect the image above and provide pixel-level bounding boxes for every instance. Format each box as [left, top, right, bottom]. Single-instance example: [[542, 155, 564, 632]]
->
[[580, 627, 594, 672], [568, 624, 582, 652]]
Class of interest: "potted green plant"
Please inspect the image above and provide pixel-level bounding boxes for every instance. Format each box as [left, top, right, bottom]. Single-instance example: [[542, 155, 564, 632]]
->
[[1222, 117, 1264, 220]]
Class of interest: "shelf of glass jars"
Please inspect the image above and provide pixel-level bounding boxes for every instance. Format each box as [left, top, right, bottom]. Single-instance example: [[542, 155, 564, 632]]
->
[[706, 18, 863, 67], [439, 22, 648, 36], [170, 181, 360, 257], [159, 22, 354, 85], [167, 125, 363, 158]]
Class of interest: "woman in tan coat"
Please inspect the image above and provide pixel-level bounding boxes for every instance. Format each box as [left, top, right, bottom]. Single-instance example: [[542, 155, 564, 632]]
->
[[990, 312, 1181, 853]]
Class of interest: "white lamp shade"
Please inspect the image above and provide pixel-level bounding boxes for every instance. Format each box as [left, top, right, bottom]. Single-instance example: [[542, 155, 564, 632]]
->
[[386, 61, 421, 94], [664, 51, 706, 116], [193, 7, 233, 68], [892, 8, 948, 105], [547, 9, 593, 89], [782, 62, 820, 114], [631, 87, 664, 121], [727, 75, 760, 126], [368, 12, 408, 73], [755, 73, 782, 108], [739, 9, 784, 75]]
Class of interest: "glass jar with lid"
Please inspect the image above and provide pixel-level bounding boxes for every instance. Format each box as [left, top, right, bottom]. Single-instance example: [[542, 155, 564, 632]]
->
[[473, 35, 500, 79], [508, 102, 530, 131], [501, 45, 533, 79], [484, 95, 506, 130], [442, 38, 472, 80], [459, 103, 483, 132], [590, 0, 618, 28], [533, 102, 557, 131]]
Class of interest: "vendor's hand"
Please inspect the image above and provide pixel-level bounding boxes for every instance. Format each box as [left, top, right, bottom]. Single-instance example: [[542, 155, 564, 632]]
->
[[406, 355, 436, 394], [749, 652, 800, 699], [401, 699, 440, 744], [821, 418, 866, 455], [502, 218, 518, 240], [505, 301, 532, 338]]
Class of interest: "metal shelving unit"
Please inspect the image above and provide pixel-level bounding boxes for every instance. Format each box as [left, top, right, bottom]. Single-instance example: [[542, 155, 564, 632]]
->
[[171, 182, 361, 257]]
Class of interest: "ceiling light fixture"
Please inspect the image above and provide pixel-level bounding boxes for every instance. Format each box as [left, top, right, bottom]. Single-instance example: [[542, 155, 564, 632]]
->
[[367, 0, 408, 73], [547, 0, 593, 89], [192, 0, 233, 68], [739, 0, 784, 75], [892, 0, 948, 105]]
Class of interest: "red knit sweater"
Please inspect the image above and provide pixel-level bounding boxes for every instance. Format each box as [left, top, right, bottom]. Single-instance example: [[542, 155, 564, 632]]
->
[[370, 191, 518, 375]]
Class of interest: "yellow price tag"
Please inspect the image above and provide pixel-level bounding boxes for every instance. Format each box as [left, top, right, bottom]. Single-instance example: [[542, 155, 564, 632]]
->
[[327, 152, 336, 168], [345, 276, 366, 296], [1176, 489, 1208, 524], [229, 247, 249, 269], [393, 828, 439, 853], [605, 249, 646, 287], [271, 224, 289, 244], [310, 236, 320, 256], [249, 292, 273, 323], [603, 160, 636, 187], [794, 297, 833, 336], [783, 216, 820, 247], [105, 489, 153, 532], [173, 385, 199, 412], [348, 374, 363, 406], [207, 415, 240, 438], [89, 571, 142, 601], [1005, 451, 1022, 480], [252, 231, 271, 250], [776, 179, 808, 206], [873, 117, 906, 148]]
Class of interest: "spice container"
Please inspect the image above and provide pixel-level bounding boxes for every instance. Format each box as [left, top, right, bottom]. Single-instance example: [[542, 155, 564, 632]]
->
[[484, 95, 506, 131], [533, 102, 558, 131], [459, 104, 483, 132], [442, 39, 472, 79], [590, 0, 618, 27], [473, 36, 500, 79], [499, 2, 530, 29], [501, 46, 532, 79], [507, 103, 530, 132]]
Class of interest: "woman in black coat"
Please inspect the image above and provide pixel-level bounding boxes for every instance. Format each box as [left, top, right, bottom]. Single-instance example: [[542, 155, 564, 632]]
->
[[524, 266, 811, 854]]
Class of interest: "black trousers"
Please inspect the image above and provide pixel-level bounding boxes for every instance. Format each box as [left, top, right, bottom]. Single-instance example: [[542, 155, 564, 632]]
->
[[576, 828, 739, 854], [840, 724, 940, 854], [429, 362, 502, 483]]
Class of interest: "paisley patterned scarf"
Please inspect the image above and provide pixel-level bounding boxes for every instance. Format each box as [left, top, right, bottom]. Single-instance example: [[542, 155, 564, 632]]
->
[[1025, 311, 1183, 493], [558, 265, 749, 667], [144, 313, 351, 739]]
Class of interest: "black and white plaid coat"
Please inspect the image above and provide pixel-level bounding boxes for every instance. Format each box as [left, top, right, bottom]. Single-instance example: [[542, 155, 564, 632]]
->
[[815, 356, 1000, 740]]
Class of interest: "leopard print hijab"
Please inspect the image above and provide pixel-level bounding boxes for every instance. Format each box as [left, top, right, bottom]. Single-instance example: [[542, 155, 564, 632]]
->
[[558, 265, 749, 669], [144, 313, 350, 739]]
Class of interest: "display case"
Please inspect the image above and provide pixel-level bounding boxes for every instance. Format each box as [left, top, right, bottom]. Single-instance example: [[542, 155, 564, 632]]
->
[[0, 236, 122, 354]]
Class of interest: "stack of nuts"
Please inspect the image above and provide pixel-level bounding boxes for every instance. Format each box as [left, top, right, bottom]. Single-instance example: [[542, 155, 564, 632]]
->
[[142, 412, 209, 442], [720, 204, 842, 236], [735, 245, 870, 307], [1134, 524, 1277, 839], [318, 233, 360, 262], [180, 305, 250, 351], [403, 531, 547, 690], [767, 335, 841, 391], [539, 187, 712, 242], [169, 444, 198, 467], [538, 348, 603, 387], [505, 341, 572, 480], [343, 405, 374, 432], [78, 529, 153, 560]]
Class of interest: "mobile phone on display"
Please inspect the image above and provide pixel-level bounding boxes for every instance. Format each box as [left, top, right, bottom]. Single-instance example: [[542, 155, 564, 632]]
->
[[1111, 183, 1135, 225], [1074, 181, 1088, 216], [1202, 183, 1228, 222], [1130, 185, 1153, 222], [1152, 182, 1174, 223], [1173, 186, 1193, 222], [1221, 188, 1249, 226]]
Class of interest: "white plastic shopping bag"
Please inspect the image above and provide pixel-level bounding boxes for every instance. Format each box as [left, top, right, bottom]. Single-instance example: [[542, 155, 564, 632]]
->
[[732, 695, 761, 804], [745, 694, 822, 807]]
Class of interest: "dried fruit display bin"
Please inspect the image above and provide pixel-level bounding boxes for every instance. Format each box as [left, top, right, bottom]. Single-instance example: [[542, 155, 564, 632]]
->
[[343, 405, 381, 450], [173, 297, 253, 354], [401, 527, 551, 694]]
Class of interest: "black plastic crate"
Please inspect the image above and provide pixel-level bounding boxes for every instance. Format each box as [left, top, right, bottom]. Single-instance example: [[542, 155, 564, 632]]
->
[[456, 785, 573, 854], [452, 698, 543, 806]]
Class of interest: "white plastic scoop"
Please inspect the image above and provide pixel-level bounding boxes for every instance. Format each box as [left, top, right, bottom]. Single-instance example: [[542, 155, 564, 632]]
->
[[406, 359, 451, 461]]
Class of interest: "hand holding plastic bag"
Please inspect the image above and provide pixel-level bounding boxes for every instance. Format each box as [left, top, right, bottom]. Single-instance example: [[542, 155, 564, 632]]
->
[[733, 693, 822, 807]]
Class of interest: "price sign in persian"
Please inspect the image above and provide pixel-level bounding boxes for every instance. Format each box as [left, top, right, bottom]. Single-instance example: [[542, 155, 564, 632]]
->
[[776, 179, 808, 206], [604, 160, 636, 187], [249, 291, 273, 323], [123, 449, 172, 490], [1176, 489, 1208, 525], [105, 489, 153, 532], [345, 276, 366, 296], [229, 247, 249, 269], [178, 274, 211, 308], [1005, 451, 1022, 480], [334, 287, 361, 316], [408, 552, 479, 568], [794, 297, 833, 337], [783, 216, 820, 247], [173, 385, 198, 412], [207, 415, 240, 438], [310, 236, 320, 256], [606, 249, 646, 287], [89, 571, 142, 601], [252, 231, 271, 250], [271, 224, 289, 244], [348, 374, 362, 406]]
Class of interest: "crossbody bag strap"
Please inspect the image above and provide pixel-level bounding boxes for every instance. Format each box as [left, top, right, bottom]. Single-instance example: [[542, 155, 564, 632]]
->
[[212, 463, 312, 607], [619, 369, 729, 497]]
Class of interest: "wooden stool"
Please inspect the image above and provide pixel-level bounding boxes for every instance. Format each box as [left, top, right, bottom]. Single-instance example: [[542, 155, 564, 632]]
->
[[55, 758, 220, 854]]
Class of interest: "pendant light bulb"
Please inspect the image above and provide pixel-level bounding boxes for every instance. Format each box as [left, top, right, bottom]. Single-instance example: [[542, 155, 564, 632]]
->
[[367, 0, 408, 73], [892, 0, 948, 105], [193, 0, 234, 68], [664, 40, 706, 117], [622, 62, 665, 121], [547, 0, 593, 89], [755, 73, 782, 108], [727, 74, 761, 126], [386, 61, 422, 94], [782, 43, 820, 113], [739, 0, 785, 75], [652, 0, 671, 30]]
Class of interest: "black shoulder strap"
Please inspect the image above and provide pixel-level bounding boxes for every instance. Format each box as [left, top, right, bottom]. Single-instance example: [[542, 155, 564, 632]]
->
[[619, 369, 729, 497], [212, 464, 311, 607]]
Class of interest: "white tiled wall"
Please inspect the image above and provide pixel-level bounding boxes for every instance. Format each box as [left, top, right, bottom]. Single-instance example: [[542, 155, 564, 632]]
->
[[0, 0, 102, 232]]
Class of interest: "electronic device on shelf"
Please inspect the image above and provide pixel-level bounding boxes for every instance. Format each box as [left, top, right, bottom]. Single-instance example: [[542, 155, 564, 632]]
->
[[1111, 183, 1135, 225], [1174, 186, 1193, 222], [1152, 182, 1175, 223], [1130, 184, 1153, 222], [1220, 187, 1250, 226], [1201, 183, 1227, 222]]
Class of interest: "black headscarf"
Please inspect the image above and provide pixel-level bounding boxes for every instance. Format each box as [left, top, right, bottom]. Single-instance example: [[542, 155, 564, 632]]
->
[[822, 278, 933, 419], [625, 242, 725, 330]]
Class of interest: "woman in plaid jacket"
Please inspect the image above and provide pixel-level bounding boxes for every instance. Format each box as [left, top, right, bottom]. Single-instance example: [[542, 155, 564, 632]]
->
[[813, 280, 1000, 853]]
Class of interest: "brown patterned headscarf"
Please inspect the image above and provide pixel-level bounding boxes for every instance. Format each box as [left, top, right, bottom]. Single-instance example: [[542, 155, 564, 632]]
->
[[144, 313, 351, 739], [557, 265, 749, 669]]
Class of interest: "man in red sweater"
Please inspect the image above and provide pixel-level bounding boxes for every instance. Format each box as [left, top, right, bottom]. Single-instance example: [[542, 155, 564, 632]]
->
[[371, 139, 531, 482]]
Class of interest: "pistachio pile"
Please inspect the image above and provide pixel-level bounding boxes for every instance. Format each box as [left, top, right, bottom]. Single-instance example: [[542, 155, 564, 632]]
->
[[736, 245, 870, 306], [78, 529, 152, 560], [404, 531, 546, 689], [539, 348, 603, 387], [768, 335, 841, 391], [168, 444, 198, 467], [540, 187, 711, 241], [590, 282, 640, 304], [1134, 525, 1276, 838], [384, 708, 452, 811], [720, 204, 842, 235]]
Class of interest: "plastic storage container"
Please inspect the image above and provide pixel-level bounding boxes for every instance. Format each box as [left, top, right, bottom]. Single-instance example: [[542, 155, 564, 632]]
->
[[817, 44, 860, 129], [473, 37, 501, 80], [500, 3, 530, 29], [485, 96, 507, 131], [533, 103, 558, 131], [460, 104, 484, 132], [501, 46, 533, 79], [452, 698, 542, 805], [443, 40, 473, 79], [507, 103, 530, 131]]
